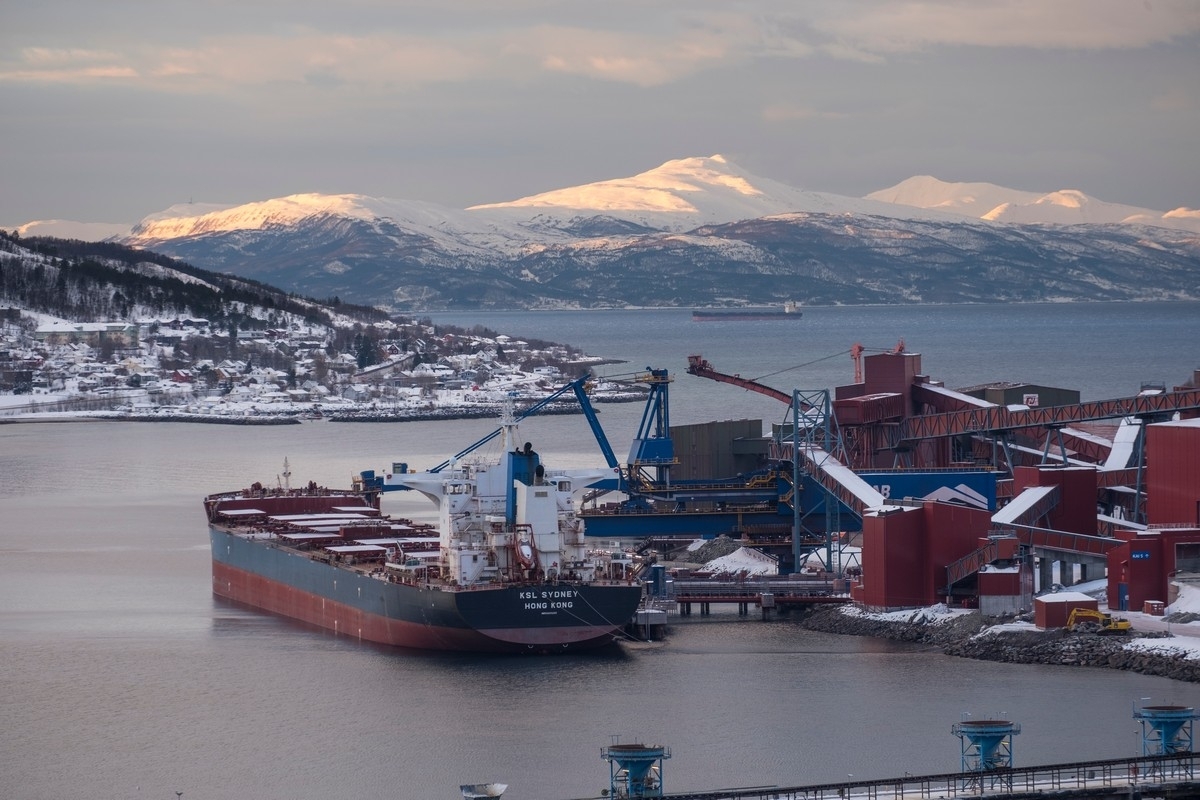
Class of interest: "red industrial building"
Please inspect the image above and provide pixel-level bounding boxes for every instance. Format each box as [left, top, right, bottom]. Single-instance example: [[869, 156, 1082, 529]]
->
[[1105, 418, 1200, 612], [833, 355, 1200, 614], [688, 349, 1200, 615], [853, 502, 990, 609], [977, 536, 1033, 617], [1034, 592, 1098, 629], [1145, 419, 1200, 526], [1010, 465, 1099, 535]]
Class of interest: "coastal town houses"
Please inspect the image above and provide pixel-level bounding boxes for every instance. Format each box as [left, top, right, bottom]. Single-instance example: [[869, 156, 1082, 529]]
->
[[3, 305, 614, 416], [35, 321, 139, 348]]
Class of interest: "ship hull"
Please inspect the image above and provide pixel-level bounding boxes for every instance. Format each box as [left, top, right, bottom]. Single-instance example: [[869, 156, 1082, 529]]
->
[[210, 527, 643, 652], [692, 310, 802, 321]]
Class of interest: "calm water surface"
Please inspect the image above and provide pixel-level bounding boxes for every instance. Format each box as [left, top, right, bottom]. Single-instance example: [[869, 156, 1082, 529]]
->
[[3, 303, 1200, 799]]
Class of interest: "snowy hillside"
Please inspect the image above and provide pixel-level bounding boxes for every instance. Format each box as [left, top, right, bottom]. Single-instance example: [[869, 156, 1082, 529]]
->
[[131, 194, 507, 243], [18, 155, 1199, 244], [865, 176, 1043, 218], [468, 155, 960, 231], [125, 156, 962, 246], [10, 155, 1196, 311], [868, 175, 1200, 233], [983, 190, 1200, 230], [16, 220, 135, 241]]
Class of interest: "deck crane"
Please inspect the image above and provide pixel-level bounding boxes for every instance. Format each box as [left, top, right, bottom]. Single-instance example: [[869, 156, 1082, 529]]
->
[[427, 374, 618, 474], [626, 367, 675, 491], [358, 367, 806, 544], [356, 374, 623, 495]]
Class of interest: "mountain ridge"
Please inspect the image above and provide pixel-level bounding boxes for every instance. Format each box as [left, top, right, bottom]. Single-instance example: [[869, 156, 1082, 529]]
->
[[14, 154, 1199, 239], [8, 155, 1199, 311]]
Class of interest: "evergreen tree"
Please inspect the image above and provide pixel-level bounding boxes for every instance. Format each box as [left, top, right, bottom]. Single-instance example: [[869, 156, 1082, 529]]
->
[[355, 333, 379, 369]]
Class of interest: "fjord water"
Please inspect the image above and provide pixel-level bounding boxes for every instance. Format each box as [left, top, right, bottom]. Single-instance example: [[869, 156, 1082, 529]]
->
[[3, 302, 1200, 800]]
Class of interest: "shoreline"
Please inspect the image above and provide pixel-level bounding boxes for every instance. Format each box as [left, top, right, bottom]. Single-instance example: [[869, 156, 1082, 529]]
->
[[0, 391, 650, 426], [799, 605, 1200, 683]]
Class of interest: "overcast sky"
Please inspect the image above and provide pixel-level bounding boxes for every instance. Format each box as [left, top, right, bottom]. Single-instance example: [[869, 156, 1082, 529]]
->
[[2, 0, 1198, 226]]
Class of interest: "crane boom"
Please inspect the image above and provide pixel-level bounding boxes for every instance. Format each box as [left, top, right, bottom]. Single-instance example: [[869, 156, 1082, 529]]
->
[[430, 375, 618, 473], [686, 354, 794, 405]]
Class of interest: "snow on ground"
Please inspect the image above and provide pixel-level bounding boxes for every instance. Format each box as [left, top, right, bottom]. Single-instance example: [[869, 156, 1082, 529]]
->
[[683, 539, 1200, 666], [973, 620, 1039, 637], [1067, 578, 1108, 597], [1168, 582, 1200, 615], [839, 602, 972, 625], [802, 545, 861, 573], [829, 580, 1200, 643], [0, 393, 72, 409], [1125, 636, 1200, 660]]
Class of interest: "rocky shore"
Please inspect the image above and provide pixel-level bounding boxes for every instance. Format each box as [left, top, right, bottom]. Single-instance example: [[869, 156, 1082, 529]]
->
[[800, 605, 1200, 683], [326, 402, 588, 423]]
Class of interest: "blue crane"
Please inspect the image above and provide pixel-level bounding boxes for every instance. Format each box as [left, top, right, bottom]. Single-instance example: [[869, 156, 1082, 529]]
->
[[357, 374, 622, 494]]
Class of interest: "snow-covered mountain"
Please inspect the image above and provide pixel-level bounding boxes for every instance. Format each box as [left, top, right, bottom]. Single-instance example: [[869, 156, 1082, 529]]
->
[[15, 219, 134, 241], [14, 155, 1199, 310], [867, 175, 1200, 232], [124, 156, 967, 255], [469, 155, 963, 231], [132, 195, 489, 243]]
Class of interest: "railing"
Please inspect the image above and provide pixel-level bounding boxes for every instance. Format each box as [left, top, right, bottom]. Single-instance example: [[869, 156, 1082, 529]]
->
[[899, 389, 1200, 443], [944, 540, 1001, 589], [670, 579, 847, 606], [1012, 524, 1121, 557], [643, 752, 1198, 800]]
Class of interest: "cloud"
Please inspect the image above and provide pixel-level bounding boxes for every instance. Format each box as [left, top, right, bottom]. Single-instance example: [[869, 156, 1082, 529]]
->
[[523, 24, 736, 87], [1150, 88, 1195, 113], [2, 47, 139, 83], [0, 10, 759, 91], [761, 103, 847, 122], [0, 32, 489, 90], [1, 1, 1198, 93], [809, 0, 1200, 53]]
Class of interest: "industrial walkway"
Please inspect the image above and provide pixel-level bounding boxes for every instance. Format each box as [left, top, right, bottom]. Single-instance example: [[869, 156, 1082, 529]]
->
[[671, 579, 850, 616], [647, 753, 1197, 800]]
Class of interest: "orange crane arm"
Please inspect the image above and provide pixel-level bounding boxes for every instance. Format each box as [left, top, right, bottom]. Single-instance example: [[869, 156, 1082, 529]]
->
[[686, 354, 793, 405]]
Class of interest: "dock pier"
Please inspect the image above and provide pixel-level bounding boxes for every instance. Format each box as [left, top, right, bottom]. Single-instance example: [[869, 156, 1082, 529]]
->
[[671, 579, 850, 620], [616, 753, 1198, 800]]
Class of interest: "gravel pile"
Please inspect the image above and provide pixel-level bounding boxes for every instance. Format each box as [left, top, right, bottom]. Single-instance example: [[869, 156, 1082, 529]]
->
[[683, 535, 744, 564]]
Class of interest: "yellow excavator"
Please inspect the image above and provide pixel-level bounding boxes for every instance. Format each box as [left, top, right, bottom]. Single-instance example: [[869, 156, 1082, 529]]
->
[[1066, 607, 1132, 635]]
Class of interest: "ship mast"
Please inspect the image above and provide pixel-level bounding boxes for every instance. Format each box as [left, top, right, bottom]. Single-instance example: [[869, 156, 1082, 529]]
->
[[499, 396, 519, 452]]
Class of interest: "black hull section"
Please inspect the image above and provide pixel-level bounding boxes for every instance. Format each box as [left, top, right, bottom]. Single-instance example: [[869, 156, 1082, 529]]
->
[[693, 311, 803, 321]]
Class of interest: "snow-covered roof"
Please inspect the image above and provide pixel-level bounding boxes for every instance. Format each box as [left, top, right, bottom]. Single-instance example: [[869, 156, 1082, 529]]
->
[[1035, 591, 1095, 604], [799, 445, 886, 509], [992, 485, 1056, 526], [917, 382, 996, 408], [1152, 417, 1200, 430]]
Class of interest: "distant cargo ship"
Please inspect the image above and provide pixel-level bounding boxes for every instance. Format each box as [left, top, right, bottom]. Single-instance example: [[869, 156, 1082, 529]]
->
[[692, 301, 803, 321]]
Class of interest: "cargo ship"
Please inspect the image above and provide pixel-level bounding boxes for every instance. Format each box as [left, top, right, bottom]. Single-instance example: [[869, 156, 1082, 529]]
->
[[692, 300, 803, 321], [205, 420, 644, 653], [691, 299, 801, 321]]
